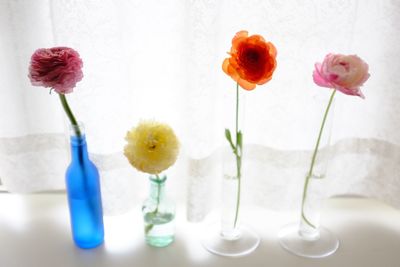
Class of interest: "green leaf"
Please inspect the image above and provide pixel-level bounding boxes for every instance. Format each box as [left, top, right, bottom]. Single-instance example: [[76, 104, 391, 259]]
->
[[237, 131, 243, 152], [225, 128, 232, 142], [225, 129, 236, 151], [145, 224, 154, 235]]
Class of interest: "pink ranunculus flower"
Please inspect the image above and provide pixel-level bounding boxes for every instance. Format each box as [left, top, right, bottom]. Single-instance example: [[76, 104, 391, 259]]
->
[[28, 47, 83, 94], [313, 53, 370, 99]]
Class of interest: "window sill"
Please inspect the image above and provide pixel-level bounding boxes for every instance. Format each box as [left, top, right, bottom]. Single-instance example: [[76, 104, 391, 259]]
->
[[0, 194, 399, 267]]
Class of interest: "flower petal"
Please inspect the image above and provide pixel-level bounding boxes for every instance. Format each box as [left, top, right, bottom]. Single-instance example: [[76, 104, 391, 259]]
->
[[28, 47, 83, 94], [223, 31, 277, 90], [222, 57, 241, 82], [312, 63, 332, 88], [238, 78, 256, 90], [313, 53, 370, 99], [335, 86, 365, 99]]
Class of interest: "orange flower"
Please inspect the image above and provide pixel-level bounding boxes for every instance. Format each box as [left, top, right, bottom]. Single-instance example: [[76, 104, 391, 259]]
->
[[222, 31, 277, 90]]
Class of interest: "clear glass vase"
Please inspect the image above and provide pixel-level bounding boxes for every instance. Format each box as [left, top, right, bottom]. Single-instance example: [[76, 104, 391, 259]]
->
[[279, 92, 339, 258], [142, 175, 176, 247], [65, 123, 104, 249], [201, 90, 260, 257]]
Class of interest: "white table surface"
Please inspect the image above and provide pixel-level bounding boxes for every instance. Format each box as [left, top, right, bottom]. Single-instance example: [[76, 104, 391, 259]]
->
[[0, 193, 400, 267]]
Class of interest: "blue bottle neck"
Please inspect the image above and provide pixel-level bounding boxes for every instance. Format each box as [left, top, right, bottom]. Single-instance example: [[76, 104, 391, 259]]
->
[[70, 135, 89, 162]]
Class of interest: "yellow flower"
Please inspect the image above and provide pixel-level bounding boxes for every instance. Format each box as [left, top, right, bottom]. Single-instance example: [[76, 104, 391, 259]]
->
[[124, 120, 180, 174]]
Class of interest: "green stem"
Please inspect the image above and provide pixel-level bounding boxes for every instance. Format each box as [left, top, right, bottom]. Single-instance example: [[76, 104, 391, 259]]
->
[[235, 83, 239, 137], [233, 82, 242, 228], [234, 154, 241, 228], [58, 94, 81, 137], [300, 89, 336, 228], [145, 174, 162, 235], [154, 174, 161, 214]]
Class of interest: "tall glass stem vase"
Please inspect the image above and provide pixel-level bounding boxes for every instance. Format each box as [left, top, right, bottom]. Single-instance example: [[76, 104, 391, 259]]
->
[[201, 85, 260, 257], [66, 123, 104, 249], [279, 90, 339, 258]]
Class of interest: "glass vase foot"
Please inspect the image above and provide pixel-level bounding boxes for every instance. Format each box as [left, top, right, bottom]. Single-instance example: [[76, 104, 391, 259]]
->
[[201, 222, 260, 257], [146, 235, 174, 247], [278, 223, 339, 258]]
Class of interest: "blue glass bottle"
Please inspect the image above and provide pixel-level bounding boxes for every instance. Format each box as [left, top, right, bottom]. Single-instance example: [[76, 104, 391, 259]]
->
[[66, 124, 104, 249]]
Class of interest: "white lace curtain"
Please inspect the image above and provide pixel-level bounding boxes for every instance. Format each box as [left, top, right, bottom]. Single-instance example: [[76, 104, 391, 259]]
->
[[1, 0, 400, 220]]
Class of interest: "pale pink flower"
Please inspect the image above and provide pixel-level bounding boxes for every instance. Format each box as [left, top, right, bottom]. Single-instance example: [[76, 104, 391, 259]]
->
[[28, 47, 83, 94], [313, 53, 370, 98]]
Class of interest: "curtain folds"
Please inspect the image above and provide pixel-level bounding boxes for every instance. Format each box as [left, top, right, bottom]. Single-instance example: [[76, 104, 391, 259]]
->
[[1, 0, 400, 220]]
